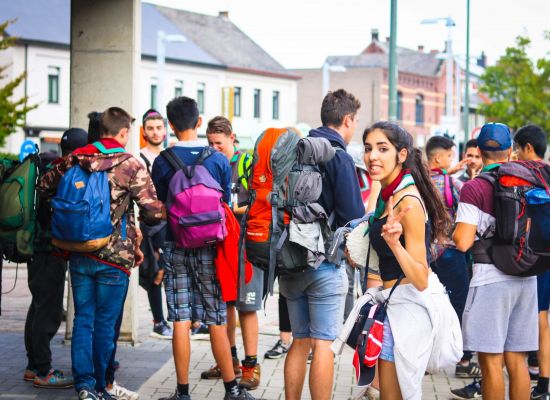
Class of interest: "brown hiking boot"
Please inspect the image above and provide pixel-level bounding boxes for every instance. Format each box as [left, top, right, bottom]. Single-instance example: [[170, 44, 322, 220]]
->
[[200, 357, 241, 379], [238, 363, 261, 390]]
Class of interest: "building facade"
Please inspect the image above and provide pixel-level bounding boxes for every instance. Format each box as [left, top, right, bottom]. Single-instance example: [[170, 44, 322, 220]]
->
[[293, 30, 486, 147], [0, 2, 299, 154]]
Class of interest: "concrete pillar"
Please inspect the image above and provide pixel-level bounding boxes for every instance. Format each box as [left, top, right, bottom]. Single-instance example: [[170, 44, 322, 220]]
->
[[66, 0, 141, 344]]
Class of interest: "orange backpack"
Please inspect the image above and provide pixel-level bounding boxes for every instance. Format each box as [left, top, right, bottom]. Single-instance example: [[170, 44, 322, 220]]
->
[[238, 127, 335, 297]]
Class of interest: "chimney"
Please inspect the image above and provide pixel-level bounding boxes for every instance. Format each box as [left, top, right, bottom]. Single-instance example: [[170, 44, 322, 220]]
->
[[477, 51, 487, 68], [418, 45, 424, 52], [371, 29, 379, 42], [218, 11, 229, 19]]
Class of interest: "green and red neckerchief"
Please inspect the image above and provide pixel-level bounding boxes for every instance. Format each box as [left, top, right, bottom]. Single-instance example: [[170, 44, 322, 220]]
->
[[373, 168, 415, 219], [73, 138, 125, 155], [481, 163, 501, 172]]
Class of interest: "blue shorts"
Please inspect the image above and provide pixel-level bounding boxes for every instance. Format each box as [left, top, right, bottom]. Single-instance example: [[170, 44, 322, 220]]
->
[[538, 271, 550, 312], [279, 261, 347, 340], [380, 318, 395, 362]]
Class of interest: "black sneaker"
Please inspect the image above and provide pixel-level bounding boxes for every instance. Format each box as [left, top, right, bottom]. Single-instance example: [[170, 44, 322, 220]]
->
[[264, 339, 290, 359], [455, 361, 482, 378], [151, 321, 173, 340], [450, 379, 482, 399], [79, 388, 100, 400], [223, 388, 256, 400], [158, 390, 191, 400], [531, 387, 550, 400]]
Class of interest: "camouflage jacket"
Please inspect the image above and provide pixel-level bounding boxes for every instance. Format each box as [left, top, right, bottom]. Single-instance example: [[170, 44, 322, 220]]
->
[[37, 146, 164, 271]]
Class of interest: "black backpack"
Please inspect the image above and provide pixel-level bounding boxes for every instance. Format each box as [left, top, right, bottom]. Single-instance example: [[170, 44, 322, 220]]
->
[[473, 161, 550, 276]]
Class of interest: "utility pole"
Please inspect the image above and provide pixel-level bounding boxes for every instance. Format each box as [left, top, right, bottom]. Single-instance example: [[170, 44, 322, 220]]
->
[[464, 0, 471, 144], [388, 0, 398, 121]]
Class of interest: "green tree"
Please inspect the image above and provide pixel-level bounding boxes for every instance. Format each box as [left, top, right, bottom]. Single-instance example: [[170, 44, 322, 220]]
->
[[479, 34, 550, 134], [0, 19, 36, 147]]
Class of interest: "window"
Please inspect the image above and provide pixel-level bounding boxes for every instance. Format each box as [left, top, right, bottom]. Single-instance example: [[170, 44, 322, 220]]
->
[[174, 80, 183, 97], [396, 91, 403, 121], [253, 89, 261, 118], [150, 84, 157, 109], [272, 91, 280, 120], [197, 82, 205, 114], [415, 94, 424, 125], [48, 66, 60, 104], [233, 87, 241, 117]]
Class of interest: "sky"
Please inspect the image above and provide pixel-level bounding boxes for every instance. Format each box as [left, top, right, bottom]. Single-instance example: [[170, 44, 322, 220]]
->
[[147, 0, 549, 69]]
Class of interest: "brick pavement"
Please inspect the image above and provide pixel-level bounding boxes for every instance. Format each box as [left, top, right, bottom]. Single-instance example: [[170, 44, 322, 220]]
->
[[0, 265, 481, 399]]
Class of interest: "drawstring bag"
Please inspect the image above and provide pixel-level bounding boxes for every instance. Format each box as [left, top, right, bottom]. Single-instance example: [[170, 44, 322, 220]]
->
[[348, 276, 403, 386]]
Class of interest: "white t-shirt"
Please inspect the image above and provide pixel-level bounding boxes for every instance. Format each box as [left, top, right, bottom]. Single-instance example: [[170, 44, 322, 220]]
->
[[139, 147, 160, 173], [455, 175, 534, 287]]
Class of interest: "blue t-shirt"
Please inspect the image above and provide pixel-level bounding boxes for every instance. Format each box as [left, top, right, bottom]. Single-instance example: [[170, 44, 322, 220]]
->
[[151, 142, 232, 242]]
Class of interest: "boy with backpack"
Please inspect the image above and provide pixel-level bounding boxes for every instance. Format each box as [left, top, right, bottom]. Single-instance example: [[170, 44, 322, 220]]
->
[[151, 97, 255, 400], [23, 128, 87, 390], [278, 89, 365, 400], [452, 122, 539, 399], [204, 116, 262, 390], [37, 107, 164, 400], [513, 124, 550, 400], [425, 135, 481, 380]]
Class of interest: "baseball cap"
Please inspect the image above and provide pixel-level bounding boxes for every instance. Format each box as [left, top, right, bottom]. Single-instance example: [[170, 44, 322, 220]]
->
[[60, 128, 88, 156], [142, 108, 163, 126], [477, 123, 512, 151]]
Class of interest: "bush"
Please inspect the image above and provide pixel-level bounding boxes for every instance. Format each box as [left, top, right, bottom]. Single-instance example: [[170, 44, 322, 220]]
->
[[0, 152, 18, 161]]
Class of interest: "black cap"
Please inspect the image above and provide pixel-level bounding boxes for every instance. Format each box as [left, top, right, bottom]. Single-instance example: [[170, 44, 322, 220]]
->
[[61, 128, 88, 156], [142, 108, 163, 126]]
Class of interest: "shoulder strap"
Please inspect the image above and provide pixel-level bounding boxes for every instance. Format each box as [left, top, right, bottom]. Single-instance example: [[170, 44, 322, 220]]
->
[[140, 152, 151, 173], [477, 171, 497, 185], [197, 146, 215, 165], [393, 193, 428, 222], [162, 147, 187, 171]]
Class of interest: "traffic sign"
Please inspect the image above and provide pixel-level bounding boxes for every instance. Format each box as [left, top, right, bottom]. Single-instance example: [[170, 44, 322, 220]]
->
[[19, 140, 38, 162]]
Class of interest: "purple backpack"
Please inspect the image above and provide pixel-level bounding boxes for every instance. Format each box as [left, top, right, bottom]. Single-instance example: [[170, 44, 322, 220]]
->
[[162, 147, 226, 249]]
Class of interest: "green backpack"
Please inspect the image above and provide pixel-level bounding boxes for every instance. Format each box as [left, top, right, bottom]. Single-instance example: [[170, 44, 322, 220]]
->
[[0, 154, 41, 262]]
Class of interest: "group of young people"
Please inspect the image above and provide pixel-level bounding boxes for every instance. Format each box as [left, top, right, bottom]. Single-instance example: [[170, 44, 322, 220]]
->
[[19, 87, 549, 400]]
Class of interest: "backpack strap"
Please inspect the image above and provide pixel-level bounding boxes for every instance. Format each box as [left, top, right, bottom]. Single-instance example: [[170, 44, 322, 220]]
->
[[162, 147, 199, 180], [236, 153, 252, 192], [140, 152, 152, 174]]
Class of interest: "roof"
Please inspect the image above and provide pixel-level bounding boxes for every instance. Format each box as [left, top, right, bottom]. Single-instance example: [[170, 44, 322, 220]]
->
[[155, 5, 298, 78], [2, 0, 70, 46], [326, 38, 444, 77], [327, 52, 443, 77], [1, 1, 295, 77], [141, 3, 222, 67]]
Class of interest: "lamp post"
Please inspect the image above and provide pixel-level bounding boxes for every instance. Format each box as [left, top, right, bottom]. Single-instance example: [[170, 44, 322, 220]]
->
[[388, 0, 398, 121], [421, 17, 456, 120], [157, 30, 186, 146]]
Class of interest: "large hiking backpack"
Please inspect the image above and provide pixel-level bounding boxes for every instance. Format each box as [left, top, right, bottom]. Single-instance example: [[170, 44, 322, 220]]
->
[[51, 164, 114, 252], [242, 128, 336, 295], [474, 160, 550, 276], [162, 147, 227, 249], [0, 154, 41, 262]]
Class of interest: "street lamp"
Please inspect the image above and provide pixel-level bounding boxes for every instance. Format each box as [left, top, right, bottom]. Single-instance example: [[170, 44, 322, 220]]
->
[[322, 61, 347, 96], [421, 17, 456, 121], [157, 30, 187, 146]]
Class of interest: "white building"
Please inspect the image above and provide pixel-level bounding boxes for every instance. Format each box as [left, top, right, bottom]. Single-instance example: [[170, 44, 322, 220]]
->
[[0, 1, 299, 154]]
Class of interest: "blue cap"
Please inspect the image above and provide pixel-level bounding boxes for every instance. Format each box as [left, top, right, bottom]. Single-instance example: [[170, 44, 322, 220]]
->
[[477, 123, 512, 151]]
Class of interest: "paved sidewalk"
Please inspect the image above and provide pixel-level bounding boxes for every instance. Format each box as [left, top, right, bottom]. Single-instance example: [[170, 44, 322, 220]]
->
[[0, 265, 478, 399]]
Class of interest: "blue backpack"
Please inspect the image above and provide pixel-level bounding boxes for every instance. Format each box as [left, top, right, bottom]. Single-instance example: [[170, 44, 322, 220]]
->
[[51, 165, 113, 252]]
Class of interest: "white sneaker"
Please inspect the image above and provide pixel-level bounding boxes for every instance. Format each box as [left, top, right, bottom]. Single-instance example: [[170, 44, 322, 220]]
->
[[105, 381, 139, 400]]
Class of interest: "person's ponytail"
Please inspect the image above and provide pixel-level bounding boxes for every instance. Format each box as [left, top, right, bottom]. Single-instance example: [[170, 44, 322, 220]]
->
[[405, 148, 450, 242]]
